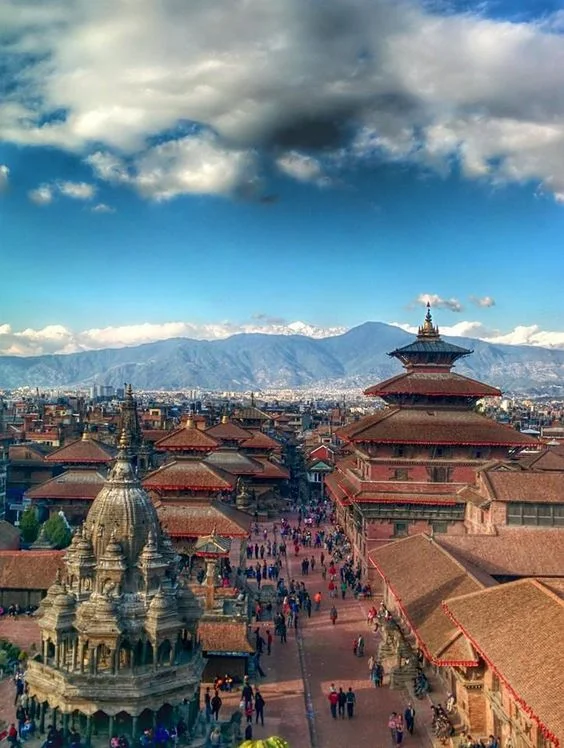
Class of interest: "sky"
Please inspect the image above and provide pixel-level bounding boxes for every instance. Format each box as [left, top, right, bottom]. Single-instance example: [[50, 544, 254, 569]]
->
[[2, 0, 564, 356]]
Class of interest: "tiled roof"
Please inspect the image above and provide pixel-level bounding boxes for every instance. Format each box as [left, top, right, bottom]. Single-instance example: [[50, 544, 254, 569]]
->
[[206, 421, 252, 442], [8, 444, 50, 462], [234, 406, 271, 422], [338, 408, 538, 447], [369, 534, 486, 666], [154, 425, 219, 452], [444, 580, 564, 745], [0, 550, 65, 589], [519, 448, 564, 471], [143, 459, 234, 491], [436, 531, 564, 576], [204, 449, 263, 476], [142, 429, 173, 443], [253, 457, 290, 480], [198, 619, 254, 653], [44, 436, 115, 464], [156, 500, 251, 538], [364, 371, 501, 399], [326, 468, 461, 506], [240, 430, 280, 451], [482, 469, 564, 503], [25, 468, 106, 500]]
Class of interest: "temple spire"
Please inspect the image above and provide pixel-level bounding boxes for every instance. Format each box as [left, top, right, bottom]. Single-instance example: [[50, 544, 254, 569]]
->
[[418, 302, 439, 339]]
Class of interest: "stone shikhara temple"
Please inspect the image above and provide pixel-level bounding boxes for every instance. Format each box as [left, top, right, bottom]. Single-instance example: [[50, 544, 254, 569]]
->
[[25, 431, 205, 743]]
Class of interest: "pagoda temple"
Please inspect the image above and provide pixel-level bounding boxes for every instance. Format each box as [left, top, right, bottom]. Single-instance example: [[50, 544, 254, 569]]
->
[[24, 432, 204, 744], [325, 304, 538, 574]]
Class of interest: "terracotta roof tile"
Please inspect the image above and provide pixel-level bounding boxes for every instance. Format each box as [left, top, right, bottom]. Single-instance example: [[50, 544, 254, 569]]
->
[[25, 469, 106, 500], [156, 500, 250, 538], [0, 550, 65, 590], [519, 448, 564, 471], [198, 620, 254, 653], [253, 457, 290, 480], [369, 534, 485, 665], [206, 421, 252, 442], [436, 531, 564, 576], [484, 470, 564, 504], [364, 371, 501, 399], [204, 450, 263, 476], [154, 425, 219, 452], [444, 580, 564, 744], [143, 459, 234, 491], [44, 436, 115, 464], [338, 408, 538, 447], [240, 430, 280, 451]]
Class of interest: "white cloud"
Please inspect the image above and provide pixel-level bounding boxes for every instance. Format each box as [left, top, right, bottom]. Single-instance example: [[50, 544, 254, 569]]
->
[[276, 152, 326, 184], [91, 202, 115, 213], [0, 318, 347, 356], [416, 293, 463, 313], [0, 165, 9, 192], [2, 1, 564, 199], [57, 181, 96, 199], [470, 295, 496, 308], [28, 184, 54, 205]]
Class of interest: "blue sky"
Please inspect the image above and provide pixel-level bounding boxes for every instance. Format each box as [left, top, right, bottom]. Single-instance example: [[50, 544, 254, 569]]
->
[[1, 0, 564, 355]]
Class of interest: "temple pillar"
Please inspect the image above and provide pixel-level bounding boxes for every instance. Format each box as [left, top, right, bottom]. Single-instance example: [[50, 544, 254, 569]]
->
[[108, 715, 115, 738], [52, 707, 58, 730], [39, 702, 46, 733], [85, 715, 92, 748], [62, 712, 69, 739], [131, 716, 138, 743], [72, 640, 78, 671], [152, 712, 157, 730]]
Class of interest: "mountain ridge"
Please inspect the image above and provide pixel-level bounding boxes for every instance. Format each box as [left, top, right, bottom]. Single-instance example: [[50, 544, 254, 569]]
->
[[1, 322, 564, 394]]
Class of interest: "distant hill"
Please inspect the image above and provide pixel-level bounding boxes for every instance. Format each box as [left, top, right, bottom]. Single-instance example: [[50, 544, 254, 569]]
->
[[1, 321, 564, 395]]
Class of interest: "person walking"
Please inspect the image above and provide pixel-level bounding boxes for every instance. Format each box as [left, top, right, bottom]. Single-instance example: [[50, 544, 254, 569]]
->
[[346, 687, 356, 719], [395, 713, 404, 746], [242, 679, 254, 708], [337, 688, 346, 719], [204, 687, 212, 723], [341, 580, 347, 600], [255, 689, 266, 726], [266, 629, 273, 655], [328, 689, 339, 720], [211, 691, 222, 721], [314, 591, 322, 611], [330, 605, 338, 625], [404, 704, 415, 735], [388, 712, 398, 744]]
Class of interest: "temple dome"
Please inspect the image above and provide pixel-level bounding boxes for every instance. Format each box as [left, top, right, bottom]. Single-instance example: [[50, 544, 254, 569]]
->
[[86, 432, 161, 568]]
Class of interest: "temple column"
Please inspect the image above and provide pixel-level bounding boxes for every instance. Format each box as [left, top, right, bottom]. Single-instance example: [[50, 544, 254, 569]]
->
[[52, 707, 58, 730], [111, 649, 118, 675], [85, 715, 92, 748], [131, 716, 138, 743], [62, 713, 69, 740], [39, 702, 46, 733], [108, 715, 115, 739], [72, 640, 78, 671], [152, 712, 157, 731]]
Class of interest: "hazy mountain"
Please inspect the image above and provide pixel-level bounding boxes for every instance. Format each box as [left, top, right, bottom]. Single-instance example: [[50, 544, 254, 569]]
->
[[1, 322, 564, 395]]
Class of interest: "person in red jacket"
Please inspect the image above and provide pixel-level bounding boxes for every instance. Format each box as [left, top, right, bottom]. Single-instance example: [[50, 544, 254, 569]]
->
[[328, 689, 339, 719]]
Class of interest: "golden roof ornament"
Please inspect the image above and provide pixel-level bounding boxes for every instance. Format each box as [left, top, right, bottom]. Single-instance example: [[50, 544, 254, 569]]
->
[[185, 416, 195, 429], [417, 302, 440, 338], [118, 428, 130, 451], [221, 414, 229, 424]]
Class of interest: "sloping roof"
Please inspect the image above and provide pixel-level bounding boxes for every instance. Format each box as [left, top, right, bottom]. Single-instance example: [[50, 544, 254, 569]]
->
[[369, 534, 487, 666], [483, 470, 564, 504], [519, 448, 564, 471], [8, 444, 51, 462], [44, 435, 115, 464], [0, 550, 65, 589], [154, 425, 219, 452], [198, 619, 254, 653], [156, 500, 250, 538], [204, 449, 263, 476], [143, 459, 234, 491], [391, 338, 472, 357], [253, 457, 290, 480], [365, 371, 501, 399], [25, 469, 106, 501], [240, 430, 280, 451], [206, 421, 252, 442], [436, 531, 564, 577], [338, 407, 538, 447], [444, 580, 564, 745], [234, 406, 271, 422]]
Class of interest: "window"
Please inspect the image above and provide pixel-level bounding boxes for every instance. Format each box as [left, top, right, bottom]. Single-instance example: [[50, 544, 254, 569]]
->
[[431, 521, 448, 534], [507, 502, 564, 527], [393, 445, 406, 458], [393, 521, 408, 537], [429, 467, 449, 483], [393, 468, 409, 481]]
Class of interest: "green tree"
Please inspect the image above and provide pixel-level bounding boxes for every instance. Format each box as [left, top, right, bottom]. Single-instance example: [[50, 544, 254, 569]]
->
[[42, 514, 72, 549], [19, 507, 40, 544]]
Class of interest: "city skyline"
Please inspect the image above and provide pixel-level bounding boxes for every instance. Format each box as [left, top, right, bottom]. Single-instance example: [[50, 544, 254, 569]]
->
[[2, 0, 564, 354]]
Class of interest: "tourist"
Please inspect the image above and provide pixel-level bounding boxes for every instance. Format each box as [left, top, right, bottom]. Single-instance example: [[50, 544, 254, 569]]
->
[[375, 662, 384, 687], [244, 723, 253, 740], [356, 635, 365, 657], [110, 736, 120, 748], [388, 712, 398, 743], [346, 687, 356, 719], [328, 689, 339, 719], [314, 591, 322, 611], [242, 678, 254, 707], [204, 687, 212, 723], [395, 713, 404, 746], [255, 689, 266, 726], [404, 703, 415, 735], [341, 580, 347, 599], [245, 702, 254, 724], [337, 688, 346, 719], [211, 691, 222, 721], [266, 628, 273, 655], [330, 605, 338, 625], [7, 723, 19, 748]]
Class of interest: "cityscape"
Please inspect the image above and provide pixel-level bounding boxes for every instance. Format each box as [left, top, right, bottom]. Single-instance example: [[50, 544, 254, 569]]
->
[[2, 1, 564, 748]]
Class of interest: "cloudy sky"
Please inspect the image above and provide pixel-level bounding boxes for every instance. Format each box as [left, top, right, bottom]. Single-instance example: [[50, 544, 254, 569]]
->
[[1, 0, 564, 356]]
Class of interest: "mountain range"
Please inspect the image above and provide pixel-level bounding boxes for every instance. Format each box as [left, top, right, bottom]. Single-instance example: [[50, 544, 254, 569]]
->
[[1, 322, 564, 395]]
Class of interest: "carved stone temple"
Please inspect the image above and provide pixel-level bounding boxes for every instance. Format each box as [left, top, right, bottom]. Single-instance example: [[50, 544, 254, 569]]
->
[[25, 432, 205, 744]]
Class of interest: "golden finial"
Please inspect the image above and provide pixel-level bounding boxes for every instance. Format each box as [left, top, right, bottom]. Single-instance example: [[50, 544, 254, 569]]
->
[[418, 302, 439, 338], [185, 416, 195, 429], [221, 414, 229, 424], [119, 428, 130, 451], [81, 428, 90, 441]]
